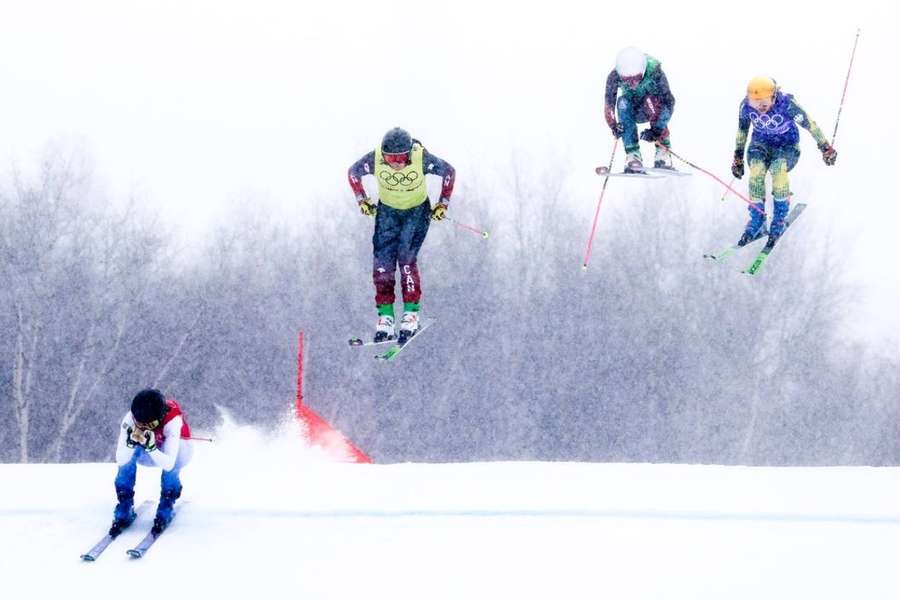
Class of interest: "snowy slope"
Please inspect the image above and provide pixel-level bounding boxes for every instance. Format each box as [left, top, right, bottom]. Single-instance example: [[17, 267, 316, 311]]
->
[[3, 419, 899, 599]]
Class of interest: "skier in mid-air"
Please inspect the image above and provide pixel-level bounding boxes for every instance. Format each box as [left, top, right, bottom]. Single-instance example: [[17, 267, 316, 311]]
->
[[348, 127, 456, 344], [604, 46, 677, 173], [109, 389, 192, 537], [732, 76, 837, 246]]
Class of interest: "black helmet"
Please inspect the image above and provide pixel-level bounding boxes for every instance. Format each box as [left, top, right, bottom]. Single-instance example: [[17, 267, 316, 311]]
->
[[131, 389, 167, 425], [381, 127, 413, 154]]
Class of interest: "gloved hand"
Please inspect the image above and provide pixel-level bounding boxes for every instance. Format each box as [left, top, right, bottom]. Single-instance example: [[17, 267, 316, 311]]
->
[[821, 144, 837, 166], [431, 203, 448, 221], [609, 122, 624, 139], [126, 426, 140, 448], [126, 426, 155, 451], [640, 127, 664, 142], [139, 429, 157, 452], [731, 153, 744, 179], [358, 198, 376, 217]]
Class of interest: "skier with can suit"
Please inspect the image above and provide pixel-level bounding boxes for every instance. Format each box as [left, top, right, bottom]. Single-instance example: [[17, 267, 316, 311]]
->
[[732, 76, 837, 246], [604, 46, 677, 173], [109, 388, 193, 537], [348, 127, 456, 344]]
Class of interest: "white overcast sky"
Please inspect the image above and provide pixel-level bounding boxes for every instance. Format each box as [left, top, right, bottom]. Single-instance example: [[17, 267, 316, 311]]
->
[[0, 0, 897, 346]]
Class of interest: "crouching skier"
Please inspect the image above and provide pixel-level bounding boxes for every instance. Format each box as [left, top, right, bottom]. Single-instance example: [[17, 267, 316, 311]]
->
[[110, 388, 193, 536]]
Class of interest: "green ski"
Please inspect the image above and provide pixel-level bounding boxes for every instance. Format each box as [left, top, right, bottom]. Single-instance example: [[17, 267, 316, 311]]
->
[[375, 318, 435, 361], [742, 203, 807, 276]]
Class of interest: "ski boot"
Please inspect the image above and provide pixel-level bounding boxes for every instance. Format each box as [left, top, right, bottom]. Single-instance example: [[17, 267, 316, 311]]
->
[[109, 488, 136, 537], [151, 488, 181, 535], [653, 145, 675, 170], [373, 315, 395, 344], [738, 202, 767, 246], [624, 152, 645, 174], [766, 198, 790, 247], [397, 311, 420, 344]]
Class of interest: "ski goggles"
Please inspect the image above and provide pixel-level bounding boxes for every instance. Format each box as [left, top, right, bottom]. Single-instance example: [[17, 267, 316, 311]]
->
[[134, 419, 160, 431], [383, 151, 410, 166], [747, 96, 775, 111]]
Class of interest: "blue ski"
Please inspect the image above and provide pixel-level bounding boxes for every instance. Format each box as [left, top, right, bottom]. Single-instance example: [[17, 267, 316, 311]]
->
[[81, 500, 154, 561], [126, 503, 188, 559]]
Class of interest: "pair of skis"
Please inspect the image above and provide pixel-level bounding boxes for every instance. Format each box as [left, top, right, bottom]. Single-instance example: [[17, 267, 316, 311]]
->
[[348, 318, 435, 361], [596, 165, 692, 179], [81, 500, 182, 561], [704, 203, 807, 275]]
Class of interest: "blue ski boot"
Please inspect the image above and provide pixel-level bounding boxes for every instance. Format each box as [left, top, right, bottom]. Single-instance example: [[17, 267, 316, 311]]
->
[[109, 487, 136, 537], [151, 487, 181, 535], [738, 201, 767, 246], [767, 198, 790, 246]]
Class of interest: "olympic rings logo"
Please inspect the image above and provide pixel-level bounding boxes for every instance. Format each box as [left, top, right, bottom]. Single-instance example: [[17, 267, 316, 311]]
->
[[748, 111, 789, 133], [379, 171, 420, 186]]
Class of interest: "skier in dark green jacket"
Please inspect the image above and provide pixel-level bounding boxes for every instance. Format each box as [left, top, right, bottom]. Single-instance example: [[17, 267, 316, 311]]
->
[[604, 46, 676, 173]]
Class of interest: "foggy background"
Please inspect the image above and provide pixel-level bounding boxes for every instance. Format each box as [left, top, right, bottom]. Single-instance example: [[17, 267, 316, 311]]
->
[[1, 1, 898, 463]]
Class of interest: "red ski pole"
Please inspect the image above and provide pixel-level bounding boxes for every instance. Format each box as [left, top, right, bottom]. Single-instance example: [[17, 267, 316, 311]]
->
[[832, 27, 861, 146], [446, 216, 490, 239], [582, 137, 619, 271]]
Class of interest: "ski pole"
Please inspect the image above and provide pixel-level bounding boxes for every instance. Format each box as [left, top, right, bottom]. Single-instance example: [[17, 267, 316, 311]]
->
[[189, 436, 214, 442], [657, 143, 764, 216], [446, 216, 489, 239], [582, 137, 619, 271], [832, 27, 861, 146]]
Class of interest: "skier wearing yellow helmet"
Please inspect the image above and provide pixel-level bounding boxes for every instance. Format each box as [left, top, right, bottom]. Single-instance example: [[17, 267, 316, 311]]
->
[[732, 76, 837, 246]]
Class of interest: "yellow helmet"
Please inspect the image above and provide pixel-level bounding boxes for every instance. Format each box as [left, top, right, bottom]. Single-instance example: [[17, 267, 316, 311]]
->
[[746, 76, 777, 100]]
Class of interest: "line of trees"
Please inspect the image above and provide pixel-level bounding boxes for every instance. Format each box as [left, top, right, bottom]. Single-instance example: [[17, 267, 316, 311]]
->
[[2, 147, 898, 464]]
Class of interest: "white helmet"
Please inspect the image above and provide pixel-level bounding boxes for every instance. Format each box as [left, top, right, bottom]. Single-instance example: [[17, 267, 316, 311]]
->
[[615, 47, 647, 78]]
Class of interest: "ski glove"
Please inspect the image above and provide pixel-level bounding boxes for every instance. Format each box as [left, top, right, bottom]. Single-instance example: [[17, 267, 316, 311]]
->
[[126, 426, 141, 448], [821, 144, 837, 166], [731, 153, 744, 179], [431, 203, 448, 221], [126, 426, 156, 451], [609, 122, 624, 139], [639, 127, 664, 142], [139, 429, 157, 452], [358, 198, 377, 217]]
